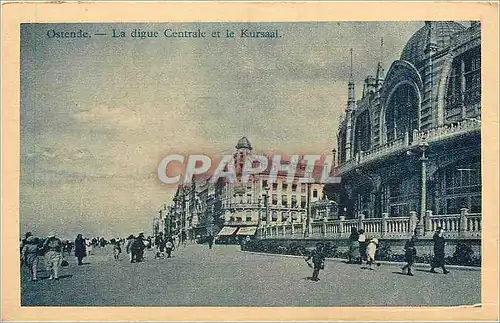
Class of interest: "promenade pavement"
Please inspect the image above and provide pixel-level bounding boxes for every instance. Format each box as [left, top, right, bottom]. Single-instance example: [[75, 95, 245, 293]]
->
[[21, 243, 480, 307]]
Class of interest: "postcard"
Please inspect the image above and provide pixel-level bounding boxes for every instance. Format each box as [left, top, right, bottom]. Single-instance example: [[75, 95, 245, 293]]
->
[[1, 2, 498, 322]]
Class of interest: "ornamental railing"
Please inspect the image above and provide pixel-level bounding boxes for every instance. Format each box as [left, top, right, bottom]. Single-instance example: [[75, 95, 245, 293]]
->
[[337, 118, 480, 174], [258, 208, 480, 240]]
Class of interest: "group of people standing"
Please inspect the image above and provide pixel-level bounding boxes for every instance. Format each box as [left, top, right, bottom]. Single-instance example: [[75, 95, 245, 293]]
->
[[20, 232, 66, 281], [347, 227, 376, 266], [303, 226, 451, 281], [153, 232, 175, 258]]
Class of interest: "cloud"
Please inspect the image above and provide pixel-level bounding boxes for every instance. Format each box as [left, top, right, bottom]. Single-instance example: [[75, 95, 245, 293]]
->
[[75, 105, 144, 129]]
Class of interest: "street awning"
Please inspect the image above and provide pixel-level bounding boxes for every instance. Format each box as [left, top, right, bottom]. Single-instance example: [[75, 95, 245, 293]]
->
[[236, 226, 257, 236], [217, 226, 238, 236]]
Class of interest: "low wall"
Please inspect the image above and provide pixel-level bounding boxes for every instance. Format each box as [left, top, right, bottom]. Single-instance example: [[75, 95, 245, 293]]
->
[[245, 237, 481, 266], [262, 237, 480, 257]]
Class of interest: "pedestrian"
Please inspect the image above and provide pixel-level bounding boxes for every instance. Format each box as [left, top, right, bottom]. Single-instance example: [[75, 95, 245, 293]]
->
[[20, 232, 33, 265], [430, 227, 449, 274], [21, 236, 40, 281], [86, 238, 93, 255], [402, 235, 417, 276], [66, 240, 73, 256], [358, 229, 367, 264], [155, 233, 166, 258], [165, 237, 174, 258], [348, 227, 360, 264], [365, 238, 379, 270], [125, 234, 134, 262], [74, 234, 87, 265], [42, 232, 64, 280], [181, 231, 187, 247], [113, 240, 122, 260], [305, 242, 326, 281], [131, 233, 146, 263], [207, 234, 214, 249]]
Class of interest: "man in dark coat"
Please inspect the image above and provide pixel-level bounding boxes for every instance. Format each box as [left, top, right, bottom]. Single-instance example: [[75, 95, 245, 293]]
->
[[430, 227, 449, 274], [74, 234, 86, 265], [131, 233, 146, 263], [402, 235, 417, 276], [207, 234, 214, 249]]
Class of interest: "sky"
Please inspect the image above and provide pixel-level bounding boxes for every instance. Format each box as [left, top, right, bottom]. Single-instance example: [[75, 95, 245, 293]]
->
[[20, 21, 431, 239]]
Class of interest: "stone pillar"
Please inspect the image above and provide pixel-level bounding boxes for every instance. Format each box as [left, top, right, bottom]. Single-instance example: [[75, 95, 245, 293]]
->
[[409, 211, 418, 235], [291, 222, 295, 235], [302, 221, 306, 236], [425, 210, 433, 235], [283, 223, 286, 236], [322, 217, 327, 237], [339, 216, 345, 235], [381, 212, 388, 238], [358, 213, 365, 230], [459, 208, 468, 237]]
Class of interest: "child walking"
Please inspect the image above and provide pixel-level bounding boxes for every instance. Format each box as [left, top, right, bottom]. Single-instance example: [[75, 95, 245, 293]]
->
[[402, 236, 417, 276], [305, 243, 326, 281], [366, 238, 379, 270]]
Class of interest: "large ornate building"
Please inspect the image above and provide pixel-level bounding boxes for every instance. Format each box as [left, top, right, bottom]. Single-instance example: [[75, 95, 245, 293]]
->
[[333, 21, 481, 223], [163, 137, 327, 241]]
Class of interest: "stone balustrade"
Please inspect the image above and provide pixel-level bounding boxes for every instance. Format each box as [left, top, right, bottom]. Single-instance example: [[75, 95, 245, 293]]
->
[[413, 118, 481, 144], [258, 208, 481, 240], [337, 118, 480, 174]]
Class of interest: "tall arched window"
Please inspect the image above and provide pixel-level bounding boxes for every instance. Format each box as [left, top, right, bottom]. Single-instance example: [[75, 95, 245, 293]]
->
[[445, 47, 481, 123], [354, 110, 371, 155], [386, 84, 419, 143], [339, 129, 347, 163]]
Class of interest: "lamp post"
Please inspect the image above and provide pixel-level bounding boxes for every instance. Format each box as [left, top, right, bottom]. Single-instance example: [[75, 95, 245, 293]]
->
[[305, 182, 311, 237], [415, 138, 429, 237], [263, 185, 270, 238], [257, 196, 262, 239], [332, 148, 337, 168]]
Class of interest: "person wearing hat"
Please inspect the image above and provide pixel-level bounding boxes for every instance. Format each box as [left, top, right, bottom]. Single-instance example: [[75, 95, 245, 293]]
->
[[131, 232, 146, 263], [74, 234, 87, 265], [347, 227, 360, 264], [430, 227, 449, 274], [366, 238, 379, 270], [402, 235, 417, 276], [42, 232, 64, 280], [125, 234, 135, 262], [305, 242, 326, 281], [21, 236, 40, 281]]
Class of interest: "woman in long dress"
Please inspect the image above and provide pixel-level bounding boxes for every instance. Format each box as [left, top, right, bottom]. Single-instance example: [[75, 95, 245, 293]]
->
[[22, 236, 40, 281], [348, 227, 360, 264], [74, 234, 87, 265], [42, 232, 64, 280]]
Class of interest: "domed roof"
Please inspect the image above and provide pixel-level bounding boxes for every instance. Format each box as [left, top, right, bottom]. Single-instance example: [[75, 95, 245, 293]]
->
[[235, 136, 252, 150], [400, 21, 466, 66]]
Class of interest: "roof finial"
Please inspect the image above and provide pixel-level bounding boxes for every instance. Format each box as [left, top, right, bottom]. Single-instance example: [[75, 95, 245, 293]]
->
[[349, 48, 353, 81], [376, 37, 385, 84]]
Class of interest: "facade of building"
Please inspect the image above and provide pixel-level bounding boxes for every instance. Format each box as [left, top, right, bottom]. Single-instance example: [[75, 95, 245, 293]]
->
[[332, 21, 481, 229], [214, 137, 326, 241], [161, 22, 482, 242], [163, 137, 327, 242]]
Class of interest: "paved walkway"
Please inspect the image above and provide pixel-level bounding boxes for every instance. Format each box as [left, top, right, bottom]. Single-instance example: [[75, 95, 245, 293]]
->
[[21, 244, 480, 307]]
